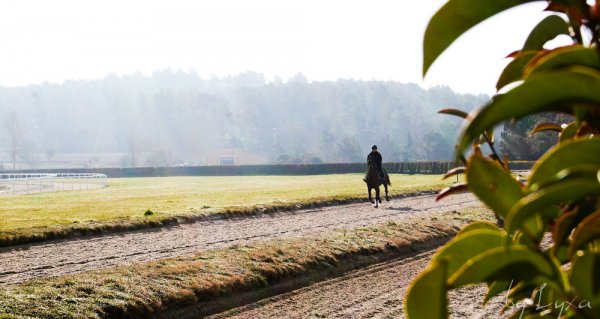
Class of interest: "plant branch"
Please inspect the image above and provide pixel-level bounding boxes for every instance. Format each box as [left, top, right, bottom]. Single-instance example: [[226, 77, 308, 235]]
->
[[483, 132, 504, 167]]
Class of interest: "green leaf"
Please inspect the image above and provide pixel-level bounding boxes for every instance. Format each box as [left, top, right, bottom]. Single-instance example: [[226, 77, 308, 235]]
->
[[457, 221, 500, 236], [438, 109, 493, 145], [506, 179, 600, 234], [503, 282, 549, 316], [513, 229, 541, 247], [484, 280, 511, 304], [571, 249, 600, 314], [466, 154, 525, 219], [553, 208, 581, 252], [522, 15, 569, 51], [553, 245, 570, 264], [571, 210, 600, 255], [423, 0, 542, 75], [531, 165, 600, 191], [457, 69, 600, 153], [497, 51, 538, 90], [433, 229, 505, 275], [529, 138, 600, 186], [559, 122, 578, 142], [505, 281, 538, 305], [448, 246, 557, 288], [572, 250, 600, 299], [405, 261, 448, 319], [525, 45, 600, 77]]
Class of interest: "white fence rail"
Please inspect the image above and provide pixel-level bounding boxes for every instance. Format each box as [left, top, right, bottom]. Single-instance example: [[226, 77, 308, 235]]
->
[[0, 173, 107, 196]]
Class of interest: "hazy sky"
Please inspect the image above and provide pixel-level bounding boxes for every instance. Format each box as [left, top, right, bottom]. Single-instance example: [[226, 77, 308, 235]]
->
[[0, 1, 558, 94]]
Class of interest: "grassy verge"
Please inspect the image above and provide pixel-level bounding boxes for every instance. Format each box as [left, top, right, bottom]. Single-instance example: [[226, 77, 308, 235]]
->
[[0, 206, 493, 319], [0, 174, 455, 247]]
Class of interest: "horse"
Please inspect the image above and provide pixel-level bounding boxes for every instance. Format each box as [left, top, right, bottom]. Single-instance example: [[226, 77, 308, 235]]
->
[[364, 162, 391, 208]]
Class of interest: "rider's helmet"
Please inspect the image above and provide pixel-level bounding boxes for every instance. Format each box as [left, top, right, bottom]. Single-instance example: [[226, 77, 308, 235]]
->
[[372, 145, 378, 150]]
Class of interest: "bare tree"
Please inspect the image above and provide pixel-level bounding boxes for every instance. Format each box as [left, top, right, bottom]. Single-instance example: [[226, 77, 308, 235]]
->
[[128, 130, 141, 168], [4, 110, 22, 171]]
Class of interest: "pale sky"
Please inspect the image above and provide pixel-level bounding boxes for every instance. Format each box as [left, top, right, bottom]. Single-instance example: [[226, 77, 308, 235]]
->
[[0, 0, 557, 94]]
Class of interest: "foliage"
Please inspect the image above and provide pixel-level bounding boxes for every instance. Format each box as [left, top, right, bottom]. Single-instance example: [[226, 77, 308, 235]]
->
[[335, 135, 363, 163], [0, 73, 487, 168], [500, 112, 572, 160], [3, 109, 22, 171], [406, 1, 600, 318]]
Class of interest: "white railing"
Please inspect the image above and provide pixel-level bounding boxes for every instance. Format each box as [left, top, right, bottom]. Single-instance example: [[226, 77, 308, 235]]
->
[[0, 173, 107, 196]]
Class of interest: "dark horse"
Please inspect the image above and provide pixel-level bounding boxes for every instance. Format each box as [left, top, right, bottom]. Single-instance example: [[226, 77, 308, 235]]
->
[[364, 162, 391, 208]]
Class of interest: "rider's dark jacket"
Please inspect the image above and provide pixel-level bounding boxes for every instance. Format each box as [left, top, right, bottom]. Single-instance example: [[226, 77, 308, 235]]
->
[[367, 151, 384, 176]]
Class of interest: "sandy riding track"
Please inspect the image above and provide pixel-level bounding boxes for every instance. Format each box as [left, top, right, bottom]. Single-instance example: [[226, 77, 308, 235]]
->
[[0, 192, 478, 285], [207, 250, 507, 319]]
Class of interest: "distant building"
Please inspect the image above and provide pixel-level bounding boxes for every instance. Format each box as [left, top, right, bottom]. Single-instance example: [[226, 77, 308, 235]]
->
[[205, 149, 267, 166]]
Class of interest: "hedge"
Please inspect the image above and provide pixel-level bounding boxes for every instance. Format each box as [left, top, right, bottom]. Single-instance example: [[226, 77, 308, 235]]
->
[[2, 161, 535, 178]]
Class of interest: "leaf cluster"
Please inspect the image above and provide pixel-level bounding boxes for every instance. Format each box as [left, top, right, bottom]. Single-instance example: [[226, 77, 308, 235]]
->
[[406, 1, 600, 318]]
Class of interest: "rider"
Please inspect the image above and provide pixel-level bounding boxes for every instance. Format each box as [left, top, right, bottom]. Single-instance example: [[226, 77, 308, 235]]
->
[[367, 145, 385, 181]]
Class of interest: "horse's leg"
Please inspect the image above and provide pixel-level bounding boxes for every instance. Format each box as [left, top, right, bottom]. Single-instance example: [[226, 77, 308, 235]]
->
[[375, 186, 380, 208], [368, 186, 375, 204], [384, 183, 390, 201]]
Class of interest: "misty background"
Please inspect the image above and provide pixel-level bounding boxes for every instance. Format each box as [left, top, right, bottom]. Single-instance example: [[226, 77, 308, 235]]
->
[[0, 70, 488, 170]]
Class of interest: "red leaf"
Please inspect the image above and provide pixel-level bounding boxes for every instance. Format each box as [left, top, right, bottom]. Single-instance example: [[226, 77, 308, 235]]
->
[[436, 183, 468, 201]]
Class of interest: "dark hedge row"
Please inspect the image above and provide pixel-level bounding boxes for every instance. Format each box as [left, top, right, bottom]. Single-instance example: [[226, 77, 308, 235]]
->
[[3, 161, 535, 178]]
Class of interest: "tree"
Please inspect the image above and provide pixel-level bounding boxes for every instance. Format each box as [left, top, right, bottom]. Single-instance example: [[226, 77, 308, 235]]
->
[[421, 130, 453, 160], [0, 69, 487, 167], [4, 109, 22, 171], [19, 140, 39, 170], [335, 136, 362, 163], [146, 149, 170, 167], [127, 130, 142, 168], [406, 1, 600, 318], [500, 112, 571, 160], [400, 129, 414, 161]]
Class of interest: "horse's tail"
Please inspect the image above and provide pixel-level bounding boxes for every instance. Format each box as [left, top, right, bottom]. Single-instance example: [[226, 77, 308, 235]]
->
[[384, 169, 391, 186]]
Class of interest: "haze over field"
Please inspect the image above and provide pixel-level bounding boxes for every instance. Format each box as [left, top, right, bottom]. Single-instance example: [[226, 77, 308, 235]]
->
[[0, 1, 556, 169], [0, 72, 487, 169]]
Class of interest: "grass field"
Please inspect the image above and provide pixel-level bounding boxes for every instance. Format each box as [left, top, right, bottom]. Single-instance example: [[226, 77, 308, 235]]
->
[[0, 174, 455, 244]]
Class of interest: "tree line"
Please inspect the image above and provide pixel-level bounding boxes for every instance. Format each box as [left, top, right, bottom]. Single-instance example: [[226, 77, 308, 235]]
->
[[1, 71, 493, 169]]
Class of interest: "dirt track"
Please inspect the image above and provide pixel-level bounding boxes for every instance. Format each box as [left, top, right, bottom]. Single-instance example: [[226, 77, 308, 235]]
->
[[0, 192, 478, 285], [208, 251, 508, 319]]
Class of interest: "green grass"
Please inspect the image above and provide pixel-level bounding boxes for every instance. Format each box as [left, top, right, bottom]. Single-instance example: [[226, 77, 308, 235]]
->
[[0, 174, 455, 246], [0, 206, 492, 319]]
